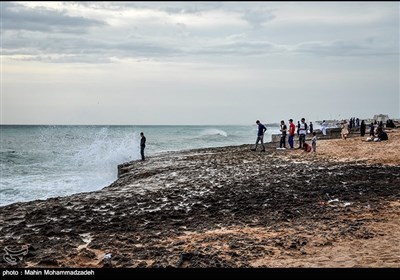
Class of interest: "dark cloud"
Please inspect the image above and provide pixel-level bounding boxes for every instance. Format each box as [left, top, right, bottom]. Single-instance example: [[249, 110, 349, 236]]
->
[[2, 30, 183, 63], [2, 2, 106, 34], [3, 29, 397, 64], [2, 2, 397, 64], [241, 8, 276, 28]]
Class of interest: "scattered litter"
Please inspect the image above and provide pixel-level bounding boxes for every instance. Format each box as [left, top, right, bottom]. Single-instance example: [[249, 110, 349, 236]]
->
[[328, 198, 339, 204], [103, 253, 112, 268], [327, 198, 352, 207]]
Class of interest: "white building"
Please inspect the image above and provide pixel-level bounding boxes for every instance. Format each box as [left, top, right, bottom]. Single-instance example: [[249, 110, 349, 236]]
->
[[373, 114, 390, 123]]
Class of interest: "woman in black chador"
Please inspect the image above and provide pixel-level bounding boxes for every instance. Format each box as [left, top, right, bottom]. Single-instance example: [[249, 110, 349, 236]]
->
[[360, 120, 366, 137]]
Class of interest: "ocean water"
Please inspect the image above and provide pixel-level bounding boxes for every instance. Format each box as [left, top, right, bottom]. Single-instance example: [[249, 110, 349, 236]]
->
[[1, 125, 282, 206]]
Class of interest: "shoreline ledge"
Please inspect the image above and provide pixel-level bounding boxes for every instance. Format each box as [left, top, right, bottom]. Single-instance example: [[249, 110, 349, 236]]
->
[[1, 129, 400, 268]]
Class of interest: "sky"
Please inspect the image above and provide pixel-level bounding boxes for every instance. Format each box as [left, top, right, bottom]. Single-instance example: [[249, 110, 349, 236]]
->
[[1, 1, 399, 125]]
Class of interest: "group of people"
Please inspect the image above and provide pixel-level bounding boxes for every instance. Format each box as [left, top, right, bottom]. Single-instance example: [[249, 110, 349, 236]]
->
[[253, 116, 394, 153], [343, 118, 392, 142], [386, 119, 396, 128], [351, 119, 390, 142], [366, 121, 389, 142], [348, 117, 360, 129], [141, 118, 395, 161], [341, 117, 368, 140], [252, 118, 317, 153]]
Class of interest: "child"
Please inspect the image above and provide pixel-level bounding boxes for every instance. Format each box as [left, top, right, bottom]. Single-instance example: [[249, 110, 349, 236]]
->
[[303, 142, 312, 152], [312, 132, 317, 152]]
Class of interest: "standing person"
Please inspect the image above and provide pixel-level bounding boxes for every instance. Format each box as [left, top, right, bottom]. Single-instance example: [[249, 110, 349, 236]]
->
[[321, 120, 327, 136], [311, 132, 317, 152], [140, 132, 146, 161], [341, 120, 349, 140], [309, 121, 313, 134], [279, 120, 287, 149], [297, 121, 300, 136], [369, 122, 375, 137], [360, 120, 366, 137], [298, 118, 307, 149], [388, 119, 396, 128], [251, 120, 266, 152], [288, 119, 296, 149]]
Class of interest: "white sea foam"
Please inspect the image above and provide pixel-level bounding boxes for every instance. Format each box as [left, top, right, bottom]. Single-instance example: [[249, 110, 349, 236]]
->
[[1, 126, 141, 206], [199, 128, 228, 137]]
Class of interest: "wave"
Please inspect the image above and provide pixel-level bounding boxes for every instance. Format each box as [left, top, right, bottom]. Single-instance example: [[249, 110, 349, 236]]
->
[[72, 127, 140, 170], [1, 125, 257, 206], [1, 126, 141, 206], [198, 128, 228, 137]]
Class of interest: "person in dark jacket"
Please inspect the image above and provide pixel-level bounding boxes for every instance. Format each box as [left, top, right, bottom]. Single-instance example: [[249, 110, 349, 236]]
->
[[140, 132, 146, 161], [297, 121, 300, 136], [251, 120, 267, 152], [369, 123, 375, 137], [279, 120, 287, 149]]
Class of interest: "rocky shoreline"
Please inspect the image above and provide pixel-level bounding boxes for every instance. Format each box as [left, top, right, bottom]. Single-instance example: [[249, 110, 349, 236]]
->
[[1, 135, 400, 268]]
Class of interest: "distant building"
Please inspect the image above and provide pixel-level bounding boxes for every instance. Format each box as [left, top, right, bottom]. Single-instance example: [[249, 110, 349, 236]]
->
[[373, 114, 390, 123]]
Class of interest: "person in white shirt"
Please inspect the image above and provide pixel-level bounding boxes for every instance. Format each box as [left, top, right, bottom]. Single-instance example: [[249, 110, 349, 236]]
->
[[321, 120, 328, 136], [298, 118, 307, 149]]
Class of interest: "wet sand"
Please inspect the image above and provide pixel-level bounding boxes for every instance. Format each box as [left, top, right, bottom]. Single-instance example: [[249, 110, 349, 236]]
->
[[1, 128, 399, 268]]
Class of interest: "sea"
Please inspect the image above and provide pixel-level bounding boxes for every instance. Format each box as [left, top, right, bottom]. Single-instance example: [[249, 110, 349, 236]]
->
[[1, 125, 288, 206]]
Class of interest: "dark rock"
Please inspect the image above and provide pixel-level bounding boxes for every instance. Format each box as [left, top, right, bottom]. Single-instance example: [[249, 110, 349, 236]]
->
[[1, 142, 400, 268]]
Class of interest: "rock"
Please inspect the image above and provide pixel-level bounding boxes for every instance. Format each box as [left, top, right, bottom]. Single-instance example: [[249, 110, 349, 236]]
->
[[1, 142, 400, 268]]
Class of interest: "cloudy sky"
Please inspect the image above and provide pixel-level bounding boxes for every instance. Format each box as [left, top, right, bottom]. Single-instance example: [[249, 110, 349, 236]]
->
[[2, 1, 399, 125]]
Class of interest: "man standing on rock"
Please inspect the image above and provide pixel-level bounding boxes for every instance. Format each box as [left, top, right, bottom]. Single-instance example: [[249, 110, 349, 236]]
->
[[251, 120, 266, 152], [140, 132, 146, 161]]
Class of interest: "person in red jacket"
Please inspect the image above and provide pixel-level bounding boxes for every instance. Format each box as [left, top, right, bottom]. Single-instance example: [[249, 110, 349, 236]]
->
[[288, 119, 296, 149]]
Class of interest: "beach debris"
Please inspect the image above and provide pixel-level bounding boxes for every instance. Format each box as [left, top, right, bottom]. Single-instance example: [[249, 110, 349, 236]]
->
[[103, 253, 112, 268], [317, 201, 326, 206], [327, 198, 352, 207]]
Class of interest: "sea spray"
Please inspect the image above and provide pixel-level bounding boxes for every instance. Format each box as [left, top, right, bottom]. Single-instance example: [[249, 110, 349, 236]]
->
[[1, 125, 266, 205], [199, 128, 228, 137], [1, 126, 141, 206]]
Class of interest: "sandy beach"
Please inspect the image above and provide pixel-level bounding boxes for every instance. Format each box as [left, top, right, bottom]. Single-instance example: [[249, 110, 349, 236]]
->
[[3, 1, 399, 274], [1, 128, 399, 268]]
